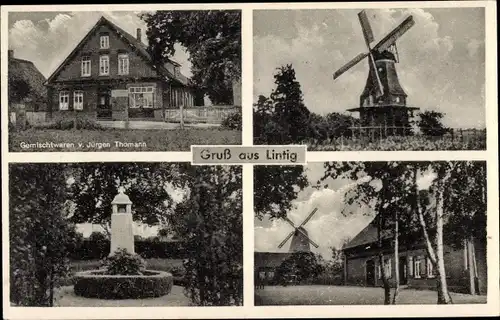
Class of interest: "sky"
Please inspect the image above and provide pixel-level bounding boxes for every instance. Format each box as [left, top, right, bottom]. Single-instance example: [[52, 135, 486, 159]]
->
[[254, 8, 486, 129], [254, 163, 377, 260], [8, 11, 193, 79]]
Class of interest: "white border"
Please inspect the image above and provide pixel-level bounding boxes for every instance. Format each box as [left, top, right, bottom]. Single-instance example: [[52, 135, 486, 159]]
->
[[2, 1, 499, 319]]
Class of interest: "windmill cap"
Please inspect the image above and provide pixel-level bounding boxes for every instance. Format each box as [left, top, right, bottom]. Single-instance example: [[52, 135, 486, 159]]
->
[[111, 189, 132, 205]]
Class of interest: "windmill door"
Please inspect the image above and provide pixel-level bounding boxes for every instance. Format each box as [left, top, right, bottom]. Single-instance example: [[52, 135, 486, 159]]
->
[[366, 259, 376, 286]]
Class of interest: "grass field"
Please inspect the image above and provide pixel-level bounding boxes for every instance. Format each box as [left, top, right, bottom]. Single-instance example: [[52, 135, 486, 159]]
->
[[307, 130, 486, 151], [9, 128, 241, 152], [254, 285, 487, 305]]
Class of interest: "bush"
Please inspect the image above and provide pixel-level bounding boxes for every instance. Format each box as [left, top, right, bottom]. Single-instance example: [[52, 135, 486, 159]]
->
[[38, 118, 105, 130], [220, 112, 242, 130], [73, 270, 173, 299], [101, 248, 146, 275]]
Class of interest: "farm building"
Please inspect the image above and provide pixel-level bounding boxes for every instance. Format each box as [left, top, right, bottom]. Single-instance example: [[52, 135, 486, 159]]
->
[[343, 216, 487, 295], [44, 16, 200, 122], [254, 252, 292, 286], [8, 50, 48, 124]]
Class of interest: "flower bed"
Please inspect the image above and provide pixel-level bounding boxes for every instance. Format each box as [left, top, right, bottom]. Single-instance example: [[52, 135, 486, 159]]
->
[[73, 269, 173, 299]]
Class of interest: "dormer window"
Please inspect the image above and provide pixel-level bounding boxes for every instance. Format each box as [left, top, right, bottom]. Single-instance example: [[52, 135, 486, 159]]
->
[[117, 204, 127, 213], [100, 35, 109, 49]]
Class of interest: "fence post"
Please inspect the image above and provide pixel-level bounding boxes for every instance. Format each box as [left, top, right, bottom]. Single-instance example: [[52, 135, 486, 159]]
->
[[179, 104, 184, 129]]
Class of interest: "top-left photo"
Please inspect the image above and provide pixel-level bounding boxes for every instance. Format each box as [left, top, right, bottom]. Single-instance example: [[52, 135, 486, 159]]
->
[[6, 10, 242, 152]]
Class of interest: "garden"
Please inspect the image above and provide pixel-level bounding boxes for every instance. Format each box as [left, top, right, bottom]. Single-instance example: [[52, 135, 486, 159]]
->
[[9, 163, 243, 307]]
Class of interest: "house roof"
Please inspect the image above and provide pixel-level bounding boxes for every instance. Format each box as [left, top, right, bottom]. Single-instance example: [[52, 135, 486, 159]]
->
[[343, 217, 393, 250], [8, 55, 47, 103], [254, 252, 292, 269], [46, 16, 189, 86]]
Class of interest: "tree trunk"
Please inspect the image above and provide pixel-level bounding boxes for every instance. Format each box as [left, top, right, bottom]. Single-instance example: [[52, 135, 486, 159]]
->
[[378, 213, 391, 305], [392, 210, 400, 304], [434, 186, 452, 304]]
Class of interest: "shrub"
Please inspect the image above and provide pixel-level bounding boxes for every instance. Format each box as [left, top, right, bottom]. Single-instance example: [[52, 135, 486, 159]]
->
[[37, 118, 105, 130], [73, 270, 173, 299], [220, 112, 242, 130], [101, 248, 146, 275]]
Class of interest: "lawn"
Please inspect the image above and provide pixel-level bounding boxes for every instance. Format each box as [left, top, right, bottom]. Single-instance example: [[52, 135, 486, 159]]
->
[[54, 285, 192, 307], [9, 127, 241, 152], [254, 285, 487, 305]]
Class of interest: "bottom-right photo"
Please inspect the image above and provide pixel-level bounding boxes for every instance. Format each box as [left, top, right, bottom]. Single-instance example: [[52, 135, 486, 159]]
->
[[254, 161, 487, 305]]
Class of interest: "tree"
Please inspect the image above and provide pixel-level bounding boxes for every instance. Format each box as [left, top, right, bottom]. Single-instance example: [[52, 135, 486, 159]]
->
[[68, 163, 187, 226], [9, 163, 78, 306], [254, 166, 308, 220], [321, 162, 419, 304], [254, 64, 312, 144], [275, 252, 324, 285], [140, 10, 241, 104], [172, 166, 242, 306], [417, 111, 450, 136]]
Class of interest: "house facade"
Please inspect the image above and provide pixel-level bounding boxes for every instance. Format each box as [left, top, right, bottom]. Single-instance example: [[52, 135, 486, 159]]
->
[[343, 220, 487, 295], [254, 252, 292, 286], [45, 16, 196, 122]]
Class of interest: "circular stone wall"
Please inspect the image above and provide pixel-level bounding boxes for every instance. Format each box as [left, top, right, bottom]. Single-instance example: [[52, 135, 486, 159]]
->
[[74, 270, 173, 299]]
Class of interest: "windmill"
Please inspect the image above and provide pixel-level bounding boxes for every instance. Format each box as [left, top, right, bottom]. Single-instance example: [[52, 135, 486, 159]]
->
[[278, 208, 319, 252], [333, 10, 419, 138]]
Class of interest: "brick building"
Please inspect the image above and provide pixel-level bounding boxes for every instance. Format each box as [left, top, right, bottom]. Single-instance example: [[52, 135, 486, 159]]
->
[[343, 217, 487, 295], [45, 16, 197, 122]]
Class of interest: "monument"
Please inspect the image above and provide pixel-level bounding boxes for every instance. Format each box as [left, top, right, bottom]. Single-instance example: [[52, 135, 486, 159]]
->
[[110, 187, 135, 255]]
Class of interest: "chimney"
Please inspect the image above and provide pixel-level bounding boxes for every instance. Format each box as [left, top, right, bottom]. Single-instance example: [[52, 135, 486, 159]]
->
[[136, 28, 142, 42], [8, 49, 14, 59]]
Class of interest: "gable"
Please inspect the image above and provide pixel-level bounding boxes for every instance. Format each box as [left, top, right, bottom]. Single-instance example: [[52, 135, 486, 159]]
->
[[47, 19, 159, 83]]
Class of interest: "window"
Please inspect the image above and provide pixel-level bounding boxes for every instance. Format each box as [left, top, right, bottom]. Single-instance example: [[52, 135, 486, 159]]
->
[[377, 263, 382, 280], [118, 54, 129, 75], [395, 96, 401, 103], [81, 56, 91, 77], [59, 91, 69, 110], [100, 35, 109, 49], [129, 86, 155, 108], [73, 91, 84, 110], [414, 257, 422, 278], [408, 256, 414, 277], [384, 258, 392, 278], [99, 55, 109, 75], [426, 257, 435, 278], [267, 271, 275, 280]]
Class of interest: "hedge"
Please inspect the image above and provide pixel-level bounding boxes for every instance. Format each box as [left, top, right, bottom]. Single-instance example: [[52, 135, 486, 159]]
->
[[73, 270, 173, 299], [69, 240, 187, 260]]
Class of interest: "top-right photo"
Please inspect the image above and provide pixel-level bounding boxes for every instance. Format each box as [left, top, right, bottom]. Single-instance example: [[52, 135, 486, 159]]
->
[[253, 8, 486, 151]]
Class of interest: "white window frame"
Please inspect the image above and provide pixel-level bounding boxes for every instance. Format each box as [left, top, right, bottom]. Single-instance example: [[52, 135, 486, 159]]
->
[[59, 91, 69, 110], [100, 35, 109, 49], [414, 257, 422, 279], [128, 86, 155, 109], [99, 55, 109, 76], [426, 257, 435, 278], [118, 54, 129, 75], [81, 56, 91, 77], [408, 256, 414, 277], [384, 258, 392, 278], [73, 91, 84, 110]]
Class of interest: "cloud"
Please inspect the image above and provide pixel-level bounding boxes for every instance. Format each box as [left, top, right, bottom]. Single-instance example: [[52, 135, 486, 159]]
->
[[255, 175, 375, 259], [254, 8, 485, 128], [8, 11, 192, 79]]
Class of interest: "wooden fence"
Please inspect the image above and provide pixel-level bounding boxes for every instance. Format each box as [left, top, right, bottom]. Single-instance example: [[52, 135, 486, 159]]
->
[[164, 105, 239, 124]]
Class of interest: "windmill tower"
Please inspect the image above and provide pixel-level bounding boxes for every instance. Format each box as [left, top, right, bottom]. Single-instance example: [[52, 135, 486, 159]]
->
[[333, 10, 419, 138], [278, 208, 319, 252]]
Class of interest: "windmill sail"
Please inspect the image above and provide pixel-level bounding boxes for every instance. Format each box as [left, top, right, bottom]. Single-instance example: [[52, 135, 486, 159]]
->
[[373, 15, 415, 53], [333, 53, 369, 80], [358, 10, 375, 44]]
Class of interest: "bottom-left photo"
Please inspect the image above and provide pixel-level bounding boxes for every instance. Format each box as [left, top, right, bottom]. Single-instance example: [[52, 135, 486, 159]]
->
[[8, 162, 242, 307]]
